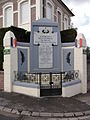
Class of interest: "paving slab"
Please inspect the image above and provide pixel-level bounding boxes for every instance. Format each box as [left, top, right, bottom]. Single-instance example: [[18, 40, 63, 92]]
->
[[39, 112, 52, 117], [3, 107, 12, 113], [52, 113, 64, 117], [32, 112, 40, 117], [21, 110, 31, 116], [74, 112, 83, 117], [11, 109, 20, 115]]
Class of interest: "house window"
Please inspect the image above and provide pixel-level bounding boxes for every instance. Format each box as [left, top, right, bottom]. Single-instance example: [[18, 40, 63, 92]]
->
[[57, 7, 63, 31], [20, 1, 29, 24], [3, 3, 13, 27], [47, 3, 52, 20], [64, 15, 68, 30], [18, 0, 30, 30], [58, 11, 61, 30]]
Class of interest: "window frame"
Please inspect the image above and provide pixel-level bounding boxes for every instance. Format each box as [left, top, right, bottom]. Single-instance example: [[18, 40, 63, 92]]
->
[[64, 14, 69, 30], [3, 2, 13, 27], [57, 7, 63, 31], [18, 0, 30, 28], [46, 0, 54, 21], [20, 1, 29, 24]]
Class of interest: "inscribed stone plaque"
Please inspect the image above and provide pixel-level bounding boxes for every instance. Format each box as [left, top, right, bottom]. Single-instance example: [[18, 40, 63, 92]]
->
[[34, 29, 57, 45], [39, 43, 53, 68]]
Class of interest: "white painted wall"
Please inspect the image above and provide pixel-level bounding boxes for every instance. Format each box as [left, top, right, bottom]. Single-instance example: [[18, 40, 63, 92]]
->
[[3, 31, 17, 92], [74, 47, 87, 94], [62, 43, 87, 97], [11, 48, 17, 83], [62, 83, 81, 97], [4, 52, 12, 92], [13, 85, 40, 97]]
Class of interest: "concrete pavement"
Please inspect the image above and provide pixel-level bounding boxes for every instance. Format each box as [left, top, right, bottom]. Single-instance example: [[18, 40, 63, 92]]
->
[[0, 90, 90, 119]]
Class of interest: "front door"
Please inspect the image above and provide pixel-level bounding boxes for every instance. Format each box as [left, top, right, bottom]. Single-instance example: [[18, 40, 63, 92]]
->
[[40, 73, 62, 96]]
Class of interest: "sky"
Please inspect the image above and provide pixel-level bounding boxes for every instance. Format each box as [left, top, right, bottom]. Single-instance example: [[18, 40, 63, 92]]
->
[[62, 0, 90, 46]]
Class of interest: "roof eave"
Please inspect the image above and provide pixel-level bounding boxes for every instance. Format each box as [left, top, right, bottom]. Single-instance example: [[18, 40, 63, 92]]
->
[[58, 0, 74, 16]]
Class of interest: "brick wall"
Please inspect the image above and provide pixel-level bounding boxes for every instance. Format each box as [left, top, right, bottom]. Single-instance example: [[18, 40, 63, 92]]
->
[[0, 71, 4, 90], [31, 0, 36, 5], [0, 4, 2, 16], [13, 0, 18, 11], [31, 7, 36, 23], [0, 0, 18, 28], [14, 12, 18, 27]]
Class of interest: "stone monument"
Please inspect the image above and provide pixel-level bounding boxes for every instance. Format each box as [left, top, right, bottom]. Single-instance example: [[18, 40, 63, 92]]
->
[[30, 18, 62, 73]]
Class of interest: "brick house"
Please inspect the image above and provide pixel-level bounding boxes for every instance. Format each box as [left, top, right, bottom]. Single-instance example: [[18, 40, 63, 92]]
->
[[0, 0, 74, 31]]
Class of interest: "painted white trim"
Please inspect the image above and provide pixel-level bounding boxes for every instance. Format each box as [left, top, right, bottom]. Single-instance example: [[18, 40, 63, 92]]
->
[[2, 2, 13, 9], [0, 15, 3, 18], [36, 0, 41, 20], [46, 0, 54, 21], [31, 4, 36, 8], [18, 0, 31, 31], [3, 2, 13, 27], [13, 11, 18, 14], [64, 14, 69, 30]]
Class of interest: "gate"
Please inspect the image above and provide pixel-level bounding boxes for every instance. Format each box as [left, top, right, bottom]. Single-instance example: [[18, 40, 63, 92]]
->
[[40, 73, 62, 96], [14, 72, 62, 96]]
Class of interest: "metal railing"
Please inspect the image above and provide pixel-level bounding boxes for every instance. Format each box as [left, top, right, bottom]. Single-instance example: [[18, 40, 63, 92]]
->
[[14, 70, 80, 85], [62, 70, 79, 83], [14, 71, 39, 84]]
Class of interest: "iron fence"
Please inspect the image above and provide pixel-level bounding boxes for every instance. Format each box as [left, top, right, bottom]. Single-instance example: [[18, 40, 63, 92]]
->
[[62, 70, 79, 83], [14, 70, 80, 85]]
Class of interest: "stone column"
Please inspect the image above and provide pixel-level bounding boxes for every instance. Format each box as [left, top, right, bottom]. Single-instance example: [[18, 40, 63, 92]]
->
[[74, 33, 87, 94], [3, 31, 17, 92]]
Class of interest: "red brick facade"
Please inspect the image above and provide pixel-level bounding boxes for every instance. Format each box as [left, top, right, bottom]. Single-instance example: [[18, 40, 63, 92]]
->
[[13, 0, 18, 11], [0, 4, 3, 16], [0, 0, 73, 30], [14, 12, 18, 27], [31, 7, 36, 23], [0, 71, 4, 90], [31, 0, 36, 5]]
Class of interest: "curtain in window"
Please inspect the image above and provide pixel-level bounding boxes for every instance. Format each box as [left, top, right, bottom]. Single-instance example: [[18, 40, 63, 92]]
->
[[20, 1, 29, 24], [5, 7, 12, 27]]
